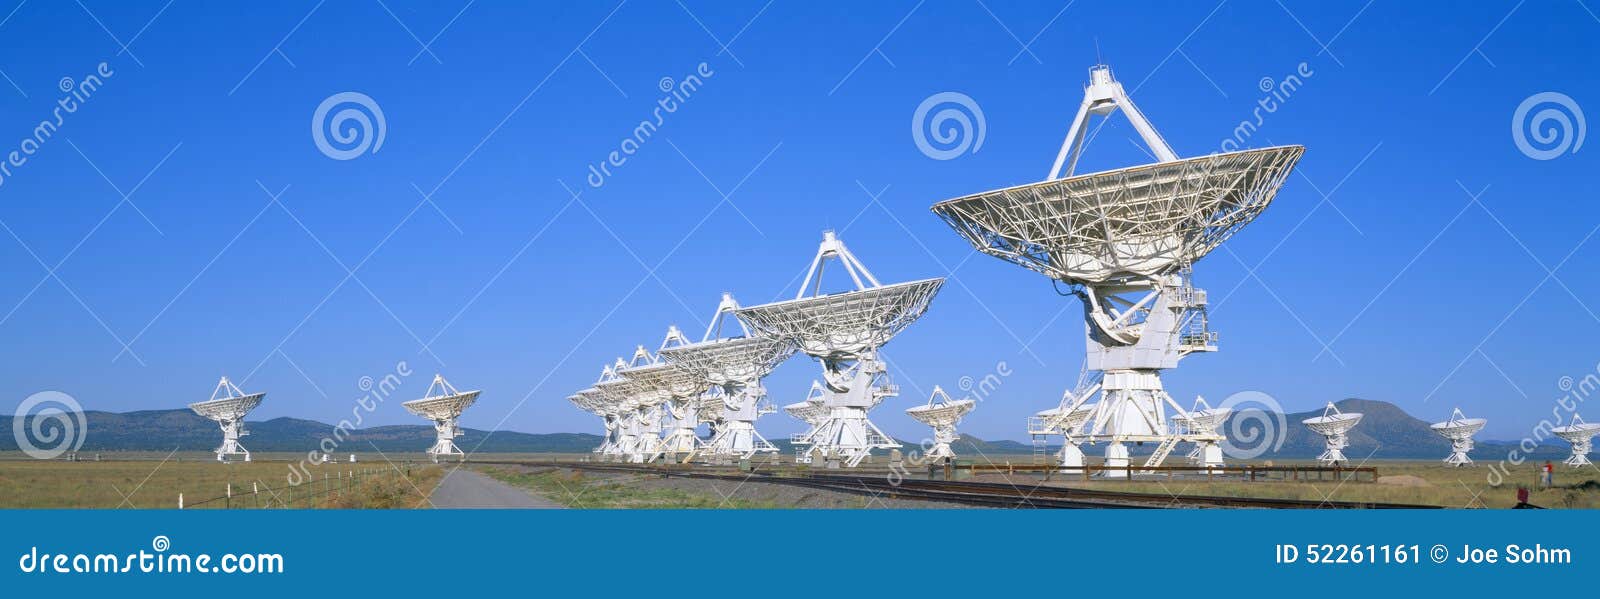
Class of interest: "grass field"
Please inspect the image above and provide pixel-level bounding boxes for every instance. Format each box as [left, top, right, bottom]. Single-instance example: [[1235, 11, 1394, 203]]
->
[[0, 453, 444, 509]]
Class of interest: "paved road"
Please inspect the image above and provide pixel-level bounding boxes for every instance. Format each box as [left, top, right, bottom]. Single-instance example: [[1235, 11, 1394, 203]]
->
[[430, 469, 564, 509]]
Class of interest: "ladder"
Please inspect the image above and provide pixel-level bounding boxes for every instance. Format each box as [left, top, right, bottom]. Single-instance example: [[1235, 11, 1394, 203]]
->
[[1032, 438, 1048, 465], [1142, 435, 1181, 471]]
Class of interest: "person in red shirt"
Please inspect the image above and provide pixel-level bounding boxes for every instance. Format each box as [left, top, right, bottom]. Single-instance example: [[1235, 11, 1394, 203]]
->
[[1543, 461, 1554, 488]]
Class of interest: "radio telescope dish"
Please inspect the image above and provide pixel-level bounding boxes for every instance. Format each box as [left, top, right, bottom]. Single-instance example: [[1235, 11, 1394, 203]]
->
[[1430, 407, 1486, 467], [1302, 402, 1363, 466], [568, 387, 610, 455], [659, 293, 798, 462], [402, 375, 480, 463], [1552, 414, 1600, 467], [188, 377, 265, 462], [1173, 396, 1231, 468], [905, 386, 976, 462], [737, 231, 944, 467], [928, 64, 1301, 477], [602, 345, 671, 463], [783, 381, 832, 463], [624, 326, 714, 463]]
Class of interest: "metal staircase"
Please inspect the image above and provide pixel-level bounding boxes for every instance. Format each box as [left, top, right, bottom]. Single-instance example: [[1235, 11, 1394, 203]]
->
[[1141, 434, 1181, 472]]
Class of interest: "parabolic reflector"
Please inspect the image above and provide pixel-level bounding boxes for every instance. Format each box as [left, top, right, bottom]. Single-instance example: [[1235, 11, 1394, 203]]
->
[[905, 398, 976, 427], [1303, 412, 1362, 436], [735, 278, 944, 358], [659, 335, 797, 385], [931, 146, 1304, 284], [402, 390, 480, 421], [189, 393, 265, 421]]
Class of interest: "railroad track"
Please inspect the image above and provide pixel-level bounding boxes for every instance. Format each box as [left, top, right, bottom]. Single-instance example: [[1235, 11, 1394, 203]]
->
[[475, 461, 1439, 509]]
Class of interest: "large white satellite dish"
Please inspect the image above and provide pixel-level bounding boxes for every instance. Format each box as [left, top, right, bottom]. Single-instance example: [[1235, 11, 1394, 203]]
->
[[659, 293, 797, 462], [401, 375, 480, 463], [188, 376, 265, 462], [931, 64, 1302, 476], [1430, 407, 1486, 467], [1302, 402, 1363, 466], [624, 326, 712, 463], [737, 231, 944, 467]]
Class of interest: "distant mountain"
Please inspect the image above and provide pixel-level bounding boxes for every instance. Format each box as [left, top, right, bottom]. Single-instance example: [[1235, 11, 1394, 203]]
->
[[0, 409, 602, 454], [0, 400, 1571, 460]]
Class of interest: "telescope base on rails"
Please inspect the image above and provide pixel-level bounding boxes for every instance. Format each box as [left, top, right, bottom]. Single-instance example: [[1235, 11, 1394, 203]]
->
[[426, 419, 467, 463], [1057, 443, 1085, 474], [798, 406, 900, 468], [1564, 440, 1592, 468], [702, 420, 777, 461], [1445, 438, 1475, 467], [1317, 451, 1350, 467], [654, 426, 700, 463], [1189, 442, 1225, 471], [214, 421, 251, 462]]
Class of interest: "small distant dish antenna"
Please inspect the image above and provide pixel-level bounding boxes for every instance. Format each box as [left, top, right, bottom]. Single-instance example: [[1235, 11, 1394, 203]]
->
[[188, 377, 265, 462], [1173, 396, 1230, 468], [402, 375, 480, 463], [1552, 414, 1600, 468], [783, 381, 832, 464], [1302, 402, 1363, 466], [905, 386, 976, 462], [1429, 407, 1486, 467]]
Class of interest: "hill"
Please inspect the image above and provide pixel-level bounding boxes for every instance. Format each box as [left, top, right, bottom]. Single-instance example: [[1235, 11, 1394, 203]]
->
[[1, 400, 1570, 460], [0, 409, 602, 454]]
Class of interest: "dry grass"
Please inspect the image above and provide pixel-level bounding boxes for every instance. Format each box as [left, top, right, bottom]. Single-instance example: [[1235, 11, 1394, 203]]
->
[[0, 453, 444, 509]]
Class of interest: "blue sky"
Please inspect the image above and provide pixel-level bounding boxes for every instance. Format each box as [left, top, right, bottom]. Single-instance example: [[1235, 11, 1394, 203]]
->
[[1, 1, 1597, 442]]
